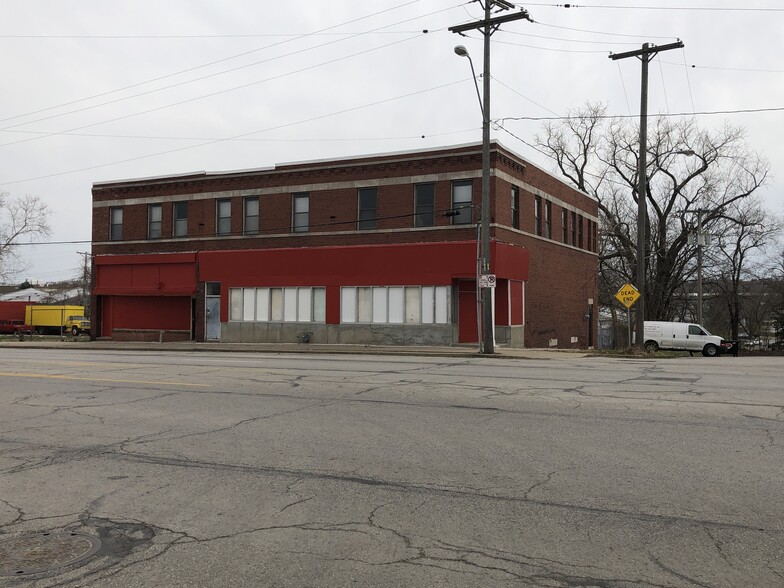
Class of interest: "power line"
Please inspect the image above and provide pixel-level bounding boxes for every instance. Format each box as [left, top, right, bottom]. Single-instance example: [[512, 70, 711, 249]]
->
[[534, 20, 674, 40], [492, 76, 560, 116], [498, 28, 639, 45], [0, 127, 479, 143], [0, 31, 426, 39], [661, 60, 784, 74], [490, 36, 608, 53], [0, 0, 434, 126], [517, 3, 784, 12], [0, 79, 470, 186], [497, 106, 784, 122], [0, 32, 428, 148], [11, 205, 481, 247]]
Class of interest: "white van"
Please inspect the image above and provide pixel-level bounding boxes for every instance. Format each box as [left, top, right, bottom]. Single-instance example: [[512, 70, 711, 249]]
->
[[643, 321, 725, 357]]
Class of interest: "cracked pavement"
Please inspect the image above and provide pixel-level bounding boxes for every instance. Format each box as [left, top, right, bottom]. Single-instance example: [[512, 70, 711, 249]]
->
[[0, 348, 782, 586]]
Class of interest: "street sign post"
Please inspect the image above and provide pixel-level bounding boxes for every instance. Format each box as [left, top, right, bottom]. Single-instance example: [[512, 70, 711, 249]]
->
[[478, 274, 496, 289], [615, 283, 640, 309], [615, 283, 641, 348]]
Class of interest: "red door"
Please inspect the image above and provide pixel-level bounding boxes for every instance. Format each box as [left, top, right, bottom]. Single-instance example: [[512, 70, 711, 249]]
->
[[458, 280, 479, 343]]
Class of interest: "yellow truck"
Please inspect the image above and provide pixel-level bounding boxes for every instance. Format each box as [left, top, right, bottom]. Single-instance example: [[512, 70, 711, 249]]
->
[[24, 305, 91, 336]]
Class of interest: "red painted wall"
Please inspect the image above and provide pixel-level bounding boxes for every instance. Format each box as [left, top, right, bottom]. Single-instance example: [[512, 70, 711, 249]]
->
[[102, 296, 190, 332], [0, 301, 33, 322], [95, 253, 197, 296]]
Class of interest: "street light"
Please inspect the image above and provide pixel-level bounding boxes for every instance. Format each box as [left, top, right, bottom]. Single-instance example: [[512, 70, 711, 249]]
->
[[454, 44, 494, 354]]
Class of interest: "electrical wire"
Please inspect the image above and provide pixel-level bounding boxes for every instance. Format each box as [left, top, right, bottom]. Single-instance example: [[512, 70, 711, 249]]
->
[[0, 0, 438, 126], [0, 31, 428, 39], [680, 49, 697, 114], [534, 20, 674, 40], [492, 76, 560, 116], [499, 28, 638, 45], [517, 2, 784, 12], [616, 61, 632, 116], [497, 106, 784, 123], [11, 204, 481, 247], [661, 60, 784, 74], [658, 58, 670, 113], [0, 78, 471, 186], [490, 36, 608, 53], [0, 127, 479, 143], [0, 32, 428, 148]]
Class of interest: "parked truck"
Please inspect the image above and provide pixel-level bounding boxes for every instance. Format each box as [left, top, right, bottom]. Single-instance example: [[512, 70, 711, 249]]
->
[[24, 305, 91, 336]]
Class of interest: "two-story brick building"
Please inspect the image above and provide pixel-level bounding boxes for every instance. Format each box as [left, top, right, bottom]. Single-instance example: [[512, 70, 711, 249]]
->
[[90, 142, 598, 348]]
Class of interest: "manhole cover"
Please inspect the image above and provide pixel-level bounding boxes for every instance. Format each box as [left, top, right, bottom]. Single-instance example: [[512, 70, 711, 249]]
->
[[0, 532, 102, 577]]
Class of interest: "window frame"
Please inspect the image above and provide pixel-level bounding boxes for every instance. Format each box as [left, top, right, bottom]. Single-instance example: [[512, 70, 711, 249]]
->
[[544, 200, 552, 239], [244, 196, 260, 235], [216, 199, 232, 236], [414, 183, 435, 228], [511, 186, 520, 229], [571, 211, 577, 246], [109, 207, 123, 241], [450, 180, 473, 226], [357, 187, 377, 231], [147, 203, 162, 239], [534, 196, 542, 236], [561, 209, 568, 243], [578, 214, 584, 248], [292, 192, 310, 233], [173, 201, 188, 237]]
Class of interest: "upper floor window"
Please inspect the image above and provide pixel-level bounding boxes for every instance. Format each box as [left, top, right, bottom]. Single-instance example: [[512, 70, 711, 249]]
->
[[216, 199, 231, 236], [578, 214, 584, 248], [511, 186, 520, 229], [358, 187, 377, 230], [414, 183, 435, 227], [109, 207, 123, 241], [534, 196, 542, 236], [571, 211, 577, 246], [173, 201, 188, 237], [544, 201, 552, 239], [561, 209, 568, 243], [148, 204, 162, 239], [586, 219, 593, 251], [292, 192, 309, 233], [244, 197, 259, 235], [450, 180, 473, 225]]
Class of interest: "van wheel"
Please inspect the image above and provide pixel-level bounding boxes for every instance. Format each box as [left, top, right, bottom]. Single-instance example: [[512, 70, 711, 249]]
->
[[702, 344, 719, 357], [71, 326, 79, 336], [644, 341, 659, 353]]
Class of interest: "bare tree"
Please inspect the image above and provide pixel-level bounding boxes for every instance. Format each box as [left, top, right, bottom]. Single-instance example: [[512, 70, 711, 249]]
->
[[705, 198, 783, 339], [0, 192, 51, 281], [535, 104, 771, 324]]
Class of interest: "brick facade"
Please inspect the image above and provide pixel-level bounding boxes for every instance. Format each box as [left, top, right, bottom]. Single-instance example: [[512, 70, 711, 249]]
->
[[91, 142, 598, 348]]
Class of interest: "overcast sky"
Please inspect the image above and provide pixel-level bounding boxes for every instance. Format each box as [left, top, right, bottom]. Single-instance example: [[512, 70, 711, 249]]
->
[[1, 0, 782, 284]]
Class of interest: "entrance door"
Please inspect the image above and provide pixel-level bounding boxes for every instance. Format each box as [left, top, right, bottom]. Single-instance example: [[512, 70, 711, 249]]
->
[[205, 282, 221, 340], [458, 280, 479, 343]]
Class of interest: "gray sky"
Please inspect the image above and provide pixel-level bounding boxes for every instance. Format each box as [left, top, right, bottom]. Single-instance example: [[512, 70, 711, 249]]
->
[[1, 0, 782, 283]]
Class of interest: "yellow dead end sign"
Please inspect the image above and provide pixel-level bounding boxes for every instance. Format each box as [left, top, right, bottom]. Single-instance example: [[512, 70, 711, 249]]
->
[[615, 283, 640, 309]]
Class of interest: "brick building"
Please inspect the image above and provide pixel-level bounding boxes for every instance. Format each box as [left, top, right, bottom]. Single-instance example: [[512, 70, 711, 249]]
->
[[90, 142, 598, 348]]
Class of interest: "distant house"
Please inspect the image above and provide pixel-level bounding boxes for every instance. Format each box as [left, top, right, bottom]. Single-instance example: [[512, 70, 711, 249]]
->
[[90, 142, 598, 347], [0, 287, 47, 303]]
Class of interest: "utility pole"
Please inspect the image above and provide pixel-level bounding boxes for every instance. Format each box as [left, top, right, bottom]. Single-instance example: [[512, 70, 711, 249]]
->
[[609, 40, 683, 347], [450, 1, 532, 354], [77, 251, 91, 310]]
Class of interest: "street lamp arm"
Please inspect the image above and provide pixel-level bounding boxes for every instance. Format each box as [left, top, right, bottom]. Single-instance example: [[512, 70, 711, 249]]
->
[[454, 46, 484, 117]]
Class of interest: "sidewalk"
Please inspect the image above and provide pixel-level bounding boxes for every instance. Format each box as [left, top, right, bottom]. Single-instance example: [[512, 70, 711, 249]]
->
[[0, 338, 589, 360]]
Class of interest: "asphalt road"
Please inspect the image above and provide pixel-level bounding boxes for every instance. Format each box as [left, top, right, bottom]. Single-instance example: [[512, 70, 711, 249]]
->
[[0, 349, 782, 587]]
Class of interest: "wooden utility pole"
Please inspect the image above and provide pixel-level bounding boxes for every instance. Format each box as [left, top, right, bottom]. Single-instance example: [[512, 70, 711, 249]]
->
[[609, 40, 684, 346], [450, 1, 532, 354]]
